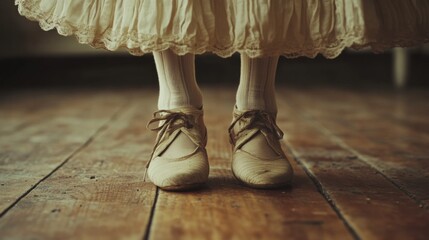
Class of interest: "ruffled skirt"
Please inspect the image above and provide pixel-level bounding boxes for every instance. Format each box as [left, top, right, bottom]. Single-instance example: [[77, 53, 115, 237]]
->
[[15, 0, 429, 58]]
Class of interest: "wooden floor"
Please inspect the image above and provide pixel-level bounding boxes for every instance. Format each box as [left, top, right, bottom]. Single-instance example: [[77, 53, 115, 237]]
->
[[0, 85, 428, 240]]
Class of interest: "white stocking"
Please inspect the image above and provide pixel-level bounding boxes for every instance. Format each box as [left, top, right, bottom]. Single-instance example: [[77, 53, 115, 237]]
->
[[153, 49, 203, 110], [236, 54, 280, 159], [235, 54, 279, 114], [153, 49, 203, 158]]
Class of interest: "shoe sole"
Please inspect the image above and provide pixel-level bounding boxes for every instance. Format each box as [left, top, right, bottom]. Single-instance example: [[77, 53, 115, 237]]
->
[[159, 182, 206, 191], [231, 168, 293, 189]]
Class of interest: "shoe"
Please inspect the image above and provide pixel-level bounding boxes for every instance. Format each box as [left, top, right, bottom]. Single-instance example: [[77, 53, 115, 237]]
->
[[146, 106, 209, 191], [228, 107, 293, 188]]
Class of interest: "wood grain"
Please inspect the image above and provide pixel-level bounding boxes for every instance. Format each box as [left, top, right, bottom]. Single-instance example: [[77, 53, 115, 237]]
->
[[149, 169, 353, 240], [285, 87, 429, 209], [276, 88, 429, 240], [1, 86, 428, 239], [0, 90, 127, 214], [0, 91, 157, 240], [147, 87, 354, 240], [291, 87, 429, 208]]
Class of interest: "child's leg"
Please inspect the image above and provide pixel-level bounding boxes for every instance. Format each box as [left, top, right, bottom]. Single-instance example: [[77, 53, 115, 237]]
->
[[147, 49, 209, 190], [236, 54, 278, 114], [235, 54, 280, 159], [152, 49, 203, 158], [153, 49, 203, 110], [230, 53, 293, 188]]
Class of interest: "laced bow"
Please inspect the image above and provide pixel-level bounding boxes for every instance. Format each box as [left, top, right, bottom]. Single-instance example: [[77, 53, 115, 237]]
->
[[228, 110, 284, 145], [145, 109, 198, 169]]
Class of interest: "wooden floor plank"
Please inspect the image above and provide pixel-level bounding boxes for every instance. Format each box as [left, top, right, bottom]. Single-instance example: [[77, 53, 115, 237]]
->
[[301, 87, 429, 148], [147, 87, 354, 240], [0, 91, 158, 240], [149, 168, 353, 240], [285, 87, 429, 209], [0, 90, 128, 214], [0, 90, 59, 134], [0, 90, 121, 135], [276, 88, 429, 240], [1, 86, 428, 239], [340, 88, 429, 138]]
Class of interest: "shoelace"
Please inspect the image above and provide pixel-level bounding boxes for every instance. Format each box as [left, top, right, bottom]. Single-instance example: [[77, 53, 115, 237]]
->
[[145, 110, 195, 168], [228, 109, 284, 145]]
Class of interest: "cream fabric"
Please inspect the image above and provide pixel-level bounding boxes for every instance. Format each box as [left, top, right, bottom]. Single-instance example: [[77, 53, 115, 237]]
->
[[153, 49, 202, 110], [16, 0, 429, 58]]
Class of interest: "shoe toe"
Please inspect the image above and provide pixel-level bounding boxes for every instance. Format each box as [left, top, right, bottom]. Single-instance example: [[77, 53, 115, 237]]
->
[[148, 151, 209, 190], [232, 150, 293, 188]]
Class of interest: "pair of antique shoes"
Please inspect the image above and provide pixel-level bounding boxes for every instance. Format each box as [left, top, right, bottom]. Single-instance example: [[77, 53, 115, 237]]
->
[[145, 106, 293, 191]]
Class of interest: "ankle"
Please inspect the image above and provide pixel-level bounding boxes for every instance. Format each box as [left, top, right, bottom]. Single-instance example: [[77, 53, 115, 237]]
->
[[234, 104, 277, 116], [158, 103, 203, 111]]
